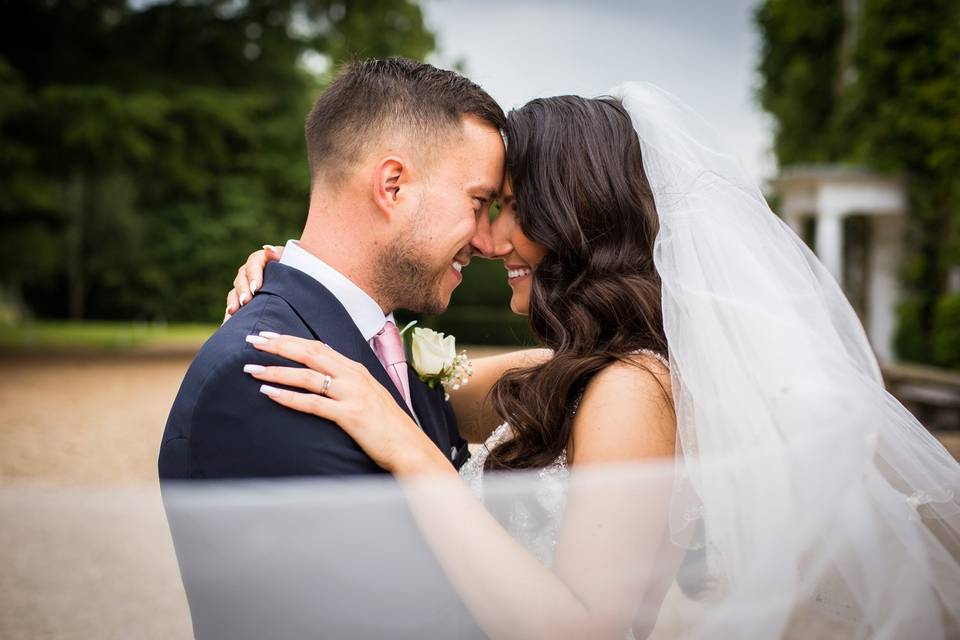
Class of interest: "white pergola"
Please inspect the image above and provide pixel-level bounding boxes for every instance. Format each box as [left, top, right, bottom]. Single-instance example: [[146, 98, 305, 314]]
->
[[773, 166, 906, 362]]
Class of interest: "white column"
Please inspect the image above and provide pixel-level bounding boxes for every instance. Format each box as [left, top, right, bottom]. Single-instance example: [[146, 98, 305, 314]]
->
[[867, 215, 902, 362], [815, 212, 844, 282]]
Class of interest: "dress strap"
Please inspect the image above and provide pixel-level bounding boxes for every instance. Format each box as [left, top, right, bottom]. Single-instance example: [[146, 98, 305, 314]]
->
[[633, 348, 670, 368], [570, 350, 669, 417]]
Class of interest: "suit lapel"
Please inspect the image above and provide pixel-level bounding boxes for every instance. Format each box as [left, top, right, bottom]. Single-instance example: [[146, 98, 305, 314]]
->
[[407, 368, 449, 457], [257, 263, 415, 424]]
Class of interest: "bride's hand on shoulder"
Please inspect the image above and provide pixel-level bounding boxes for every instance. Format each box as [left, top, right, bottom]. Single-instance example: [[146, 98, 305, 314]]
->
[[243, 332, 451, 476], [222, 244, 284, 323]]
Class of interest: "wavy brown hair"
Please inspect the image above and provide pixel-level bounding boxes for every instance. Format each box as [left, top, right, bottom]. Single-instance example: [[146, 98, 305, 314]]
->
[[485, 96, 668, 472]]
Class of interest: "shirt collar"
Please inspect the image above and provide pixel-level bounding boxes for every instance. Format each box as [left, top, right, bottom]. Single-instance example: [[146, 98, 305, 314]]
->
[[278, 240, 393, 341]]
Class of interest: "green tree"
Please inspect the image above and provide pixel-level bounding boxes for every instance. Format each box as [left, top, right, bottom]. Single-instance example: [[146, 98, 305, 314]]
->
[[755, 0, 846, 164], [755, 0, 960, 366], [843, 0, 960, 364], [0, 0, 435, 321]]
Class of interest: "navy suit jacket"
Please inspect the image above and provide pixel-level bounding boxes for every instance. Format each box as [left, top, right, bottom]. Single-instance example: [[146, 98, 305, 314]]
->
[[157, 263, 480, 639], [159, 262, 470, 480]]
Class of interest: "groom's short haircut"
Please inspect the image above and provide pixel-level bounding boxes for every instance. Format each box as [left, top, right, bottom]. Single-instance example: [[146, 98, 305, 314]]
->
[[305, 57, 505, 187]]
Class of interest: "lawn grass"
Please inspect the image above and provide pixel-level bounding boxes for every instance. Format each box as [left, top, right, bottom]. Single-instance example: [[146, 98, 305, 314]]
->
[[0, 318, 525, 354], [0, 321, 218, 352]]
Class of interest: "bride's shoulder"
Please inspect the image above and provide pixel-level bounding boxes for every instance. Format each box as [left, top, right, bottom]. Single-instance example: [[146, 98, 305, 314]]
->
[[567, 351, 675, 465], [594, 349, 671, 396]]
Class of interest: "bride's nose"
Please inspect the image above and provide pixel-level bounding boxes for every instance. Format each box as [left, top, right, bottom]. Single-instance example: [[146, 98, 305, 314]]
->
[[471, 210, 514, 259]]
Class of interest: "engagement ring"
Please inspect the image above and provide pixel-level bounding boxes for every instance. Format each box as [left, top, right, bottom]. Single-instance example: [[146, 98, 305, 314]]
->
[[320, 374, 333, 397]]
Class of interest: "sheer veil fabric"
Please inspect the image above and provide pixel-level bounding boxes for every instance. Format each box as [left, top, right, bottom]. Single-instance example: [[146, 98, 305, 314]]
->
[[609, 81, 960, 637], [2, 83, 960, 640]]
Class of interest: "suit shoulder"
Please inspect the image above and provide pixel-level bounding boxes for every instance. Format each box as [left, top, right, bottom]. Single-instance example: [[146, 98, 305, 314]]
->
[[165, 295, 302, 429], [201, 294, 303, 355], [199, 297, 307, 383]]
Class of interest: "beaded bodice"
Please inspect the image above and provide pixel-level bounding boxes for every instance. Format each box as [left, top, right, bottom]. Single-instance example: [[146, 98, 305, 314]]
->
[[459, 421, 569, 566], [458, 349, 669, 566]]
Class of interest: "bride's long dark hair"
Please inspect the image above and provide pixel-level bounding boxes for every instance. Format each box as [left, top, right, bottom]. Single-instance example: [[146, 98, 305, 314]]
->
[[486, 96, 669, 471]]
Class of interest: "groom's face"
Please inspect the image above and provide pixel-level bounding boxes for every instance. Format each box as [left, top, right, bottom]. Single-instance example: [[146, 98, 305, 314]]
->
[[385, 117, 505, 314]]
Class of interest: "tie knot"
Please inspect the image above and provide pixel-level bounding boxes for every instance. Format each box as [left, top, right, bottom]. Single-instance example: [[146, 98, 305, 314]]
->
[[373, 321, 406, 367]]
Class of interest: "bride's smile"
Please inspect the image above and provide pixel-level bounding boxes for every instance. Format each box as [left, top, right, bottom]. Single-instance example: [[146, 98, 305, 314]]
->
[[505, 265, 531, 283], [486, 178, 547, 316]]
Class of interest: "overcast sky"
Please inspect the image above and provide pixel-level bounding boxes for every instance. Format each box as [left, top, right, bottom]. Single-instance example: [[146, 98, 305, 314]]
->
[[421, 0, 775, 184]]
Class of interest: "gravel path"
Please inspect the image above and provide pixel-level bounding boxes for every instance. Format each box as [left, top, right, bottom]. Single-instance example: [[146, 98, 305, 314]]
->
[[0, 353, 196, 639], [0, 353, 192, 485], [0, 350, 956, 639]]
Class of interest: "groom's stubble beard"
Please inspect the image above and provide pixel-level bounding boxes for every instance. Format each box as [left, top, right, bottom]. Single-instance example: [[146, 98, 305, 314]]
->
[[372, 210, 449, 316]]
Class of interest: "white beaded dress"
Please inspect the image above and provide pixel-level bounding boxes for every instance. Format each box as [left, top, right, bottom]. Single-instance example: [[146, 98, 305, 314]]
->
[[458, 350, 669, 567]]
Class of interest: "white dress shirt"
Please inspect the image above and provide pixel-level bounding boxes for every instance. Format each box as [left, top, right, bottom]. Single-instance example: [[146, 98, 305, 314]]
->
[[279, 239, 394, 341], [278, 239, 421, 426]]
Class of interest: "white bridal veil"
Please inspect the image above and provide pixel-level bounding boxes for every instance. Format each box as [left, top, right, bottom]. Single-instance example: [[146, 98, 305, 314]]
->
[[609, 81, 960, 637], [1, 83, 959, 640]]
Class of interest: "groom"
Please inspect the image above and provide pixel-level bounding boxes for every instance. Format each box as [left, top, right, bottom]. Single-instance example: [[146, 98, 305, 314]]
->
[[158, 59, 504, 639], [159, 58, 505, 480]]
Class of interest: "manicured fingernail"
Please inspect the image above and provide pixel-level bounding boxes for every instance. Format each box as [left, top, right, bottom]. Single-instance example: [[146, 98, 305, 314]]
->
[[243, 364, 266, 374], [250, 280, 258, 293], [262, 244, 274, 252], [259, 331, 280, 339], [246, 335, 268, 345], [238, 292, 247, 305], [259, 384, 281, 396]]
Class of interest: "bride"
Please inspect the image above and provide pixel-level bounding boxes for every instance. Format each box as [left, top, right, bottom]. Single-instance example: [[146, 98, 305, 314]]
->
[[223, 83, 960, 638]]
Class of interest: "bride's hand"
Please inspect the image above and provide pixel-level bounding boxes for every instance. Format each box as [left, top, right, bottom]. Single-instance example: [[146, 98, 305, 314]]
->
[[243, 332, 451, 475], [223, 244, 284, 323]]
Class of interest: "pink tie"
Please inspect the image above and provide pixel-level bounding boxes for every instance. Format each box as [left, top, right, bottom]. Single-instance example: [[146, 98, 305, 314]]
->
[[372, 321, 415, 416]]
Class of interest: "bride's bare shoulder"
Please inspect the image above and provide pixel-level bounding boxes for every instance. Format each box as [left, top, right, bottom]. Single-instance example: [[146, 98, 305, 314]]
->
[[568, 353, 675, 465], [589, 351, 672, 403]]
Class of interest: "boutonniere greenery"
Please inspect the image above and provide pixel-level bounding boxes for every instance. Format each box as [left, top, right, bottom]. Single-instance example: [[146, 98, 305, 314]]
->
[[401, 322, 473, 401]]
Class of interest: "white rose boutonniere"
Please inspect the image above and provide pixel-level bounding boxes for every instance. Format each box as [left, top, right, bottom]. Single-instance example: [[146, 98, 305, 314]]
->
[[406, 325, 473, 400]]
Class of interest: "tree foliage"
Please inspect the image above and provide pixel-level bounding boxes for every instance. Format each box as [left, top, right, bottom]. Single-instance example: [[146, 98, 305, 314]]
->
[[0, 0, 436, 321], [847, 0, 960, 365], [755, 0, 960, 366], [755, 0, 846, 164]]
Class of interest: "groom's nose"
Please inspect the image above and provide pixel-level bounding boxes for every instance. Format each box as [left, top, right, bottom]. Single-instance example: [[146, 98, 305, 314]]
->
[[470, 211, 496, 258]]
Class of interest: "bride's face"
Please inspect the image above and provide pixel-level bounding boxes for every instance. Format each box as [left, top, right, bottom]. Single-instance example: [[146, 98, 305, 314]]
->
[[490, 178, 548, 315]]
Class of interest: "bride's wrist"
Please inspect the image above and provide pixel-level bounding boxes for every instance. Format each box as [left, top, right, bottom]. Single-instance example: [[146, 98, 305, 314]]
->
[[392, 443, 456, 478]]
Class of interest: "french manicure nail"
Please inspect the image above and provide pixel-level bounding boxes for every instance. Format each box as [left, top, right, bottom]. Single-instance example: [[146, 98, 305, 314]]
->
[[262, 244, 274, 252], [259, 331, 280, 339], [250, 280, 258, 293], [243, 364, 266, 374], [238, 293, 247, 305], [246, 335, 268, 345], [260, 384, 281, 396]]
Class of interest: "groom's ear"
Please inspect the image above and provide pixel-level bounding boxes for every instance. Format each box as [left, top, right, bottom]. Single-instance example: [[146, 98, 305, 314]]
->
[[372, 156, 406, 219]]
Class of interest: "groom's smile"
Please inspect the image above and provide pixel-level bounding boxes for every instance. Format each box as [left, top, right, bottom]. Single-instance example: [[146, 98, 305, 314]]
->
[[410, 116, 505, 312], [450, 253, 468, 283]]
